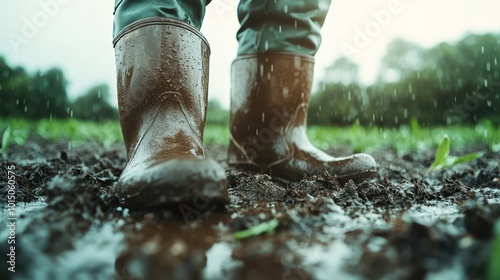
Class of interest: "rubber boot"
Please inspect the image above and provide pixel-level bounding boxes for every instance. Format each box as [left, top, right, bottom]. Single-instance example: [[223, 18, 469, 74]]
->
[[114, 18, 228, 208], [228, 53, 378, 184]]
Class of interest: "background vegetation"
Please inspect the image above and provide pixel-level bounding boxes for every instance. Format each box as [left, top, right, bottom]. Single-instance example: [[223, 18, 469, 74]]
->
[[0, 57, 117, 121], [1, 33, 498, 127], [309, 33, 500, 127], [0, 32, 499, 155]]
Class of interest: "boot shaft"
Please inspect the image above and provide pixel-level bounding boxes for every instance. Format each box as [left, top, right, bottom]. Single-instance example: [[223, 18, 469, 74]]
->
[[229, 53, 315, 164], [115, 18, 210, 159], [228, 53, 378, 183]]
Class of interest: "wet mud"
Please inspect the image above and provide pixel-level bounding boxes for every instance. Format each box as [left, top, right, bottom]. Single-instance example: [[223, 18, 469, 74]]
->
[[1, 136, 499, 280]]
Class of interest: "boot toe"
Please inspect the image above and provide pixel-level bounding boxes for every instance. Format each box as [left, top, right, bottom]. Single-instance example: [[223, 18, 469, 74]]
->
[[117, 158, 229, 209], [334, 153, 378, 184]]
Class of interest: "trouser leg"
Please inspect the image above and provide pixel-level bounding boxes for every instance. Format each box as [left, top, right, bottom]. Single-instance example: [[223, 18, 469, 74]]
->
[[236, 0, 332, 55], [113, 0, 207, 38]]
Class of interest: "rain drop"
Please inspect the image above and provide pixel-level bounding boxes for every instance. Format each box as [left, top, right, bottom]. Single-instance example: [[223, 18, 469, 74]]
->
[[284, 5, 288, 13], [283, 87, 289, 97]]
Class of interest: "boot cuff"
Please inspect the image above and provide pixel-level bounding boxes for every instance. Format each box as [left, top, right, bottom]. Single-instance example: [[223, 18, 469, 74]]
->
[[113, 17, 209, 49]]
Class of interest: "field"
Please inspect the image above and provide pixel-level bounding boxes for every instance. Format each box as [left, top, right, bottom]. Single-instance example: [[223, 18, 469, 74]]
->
[[1, 119, 499, 280]]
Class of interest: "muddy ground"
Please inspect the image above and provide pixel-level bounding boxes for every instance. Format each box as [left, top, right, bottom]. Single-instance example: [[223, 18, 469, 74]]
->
[[1, 135, 499, 280]]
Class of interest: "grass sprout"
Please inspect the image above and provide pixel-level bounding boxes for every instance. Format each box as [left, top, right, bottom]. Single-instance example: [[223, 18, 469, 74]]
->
[[233, 219, 279, 239], [426, 134, 484, 173], [1, 126, 12, 156]]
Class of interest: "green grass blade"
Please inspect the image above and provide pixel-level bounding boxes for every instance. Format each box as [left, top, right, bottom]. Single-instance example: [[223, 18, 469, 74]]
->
[[410, 117, 421, 136], [447, 151, 485, 166], [427, 134, 450, 173], [427, 138, 484, 172], [1, 126, 12, 156], [436, 134, 451, 162], [434, 152, 485, 171], [233, 219, 279, 239]]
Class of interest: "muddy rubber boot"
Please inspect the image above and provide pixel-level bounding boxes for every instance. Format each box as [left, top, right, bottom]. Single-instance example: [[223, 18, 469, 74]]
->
[[114, 18, 228, 208], [228, 53, 378, 184]]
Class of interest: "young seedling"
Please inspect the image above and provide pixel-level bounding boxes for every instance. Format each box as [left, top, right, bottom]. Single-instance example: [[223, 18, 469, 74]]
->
[[233, 219, 279, 239], [426, 134, 484, 173], [1, 126, 12, 157], [409, 117, 422, 151]]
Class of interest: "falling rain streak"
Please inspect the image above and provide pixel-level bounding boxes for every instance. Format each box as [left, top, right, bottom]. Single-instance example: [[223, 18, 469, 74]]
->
[[308, 33, 499, 127]]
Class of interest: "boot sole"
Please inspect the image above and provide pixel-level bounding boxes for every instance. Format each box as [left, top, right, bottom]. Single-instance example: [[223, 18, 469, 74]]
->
[[117, 158, 229, 210]]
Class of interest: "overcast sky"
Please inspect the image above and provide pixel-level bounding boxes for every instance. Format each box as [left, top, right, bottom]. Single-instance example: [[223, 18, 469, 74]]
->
[[1, 0, 499, 108]]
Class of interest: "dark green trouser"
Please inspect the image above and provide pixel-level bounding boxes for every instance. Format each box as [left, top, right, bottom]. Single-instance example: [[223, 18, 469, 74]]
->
[[113, 0, 331, 55]]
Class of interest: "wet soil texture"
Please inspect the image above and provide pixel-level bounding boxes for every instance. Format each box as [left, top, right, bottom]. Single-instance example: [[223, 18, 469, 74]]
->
[[1, 136, 499, 280]]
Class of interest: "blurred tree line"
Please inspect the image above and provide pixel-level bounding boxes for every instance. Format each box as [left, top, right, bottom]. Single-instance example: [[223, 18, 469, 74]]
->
[[1, 32, 498, 126], [0, 57, 230, 125], [309, 33, 500, 126], [0, 57, 117, 121]]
